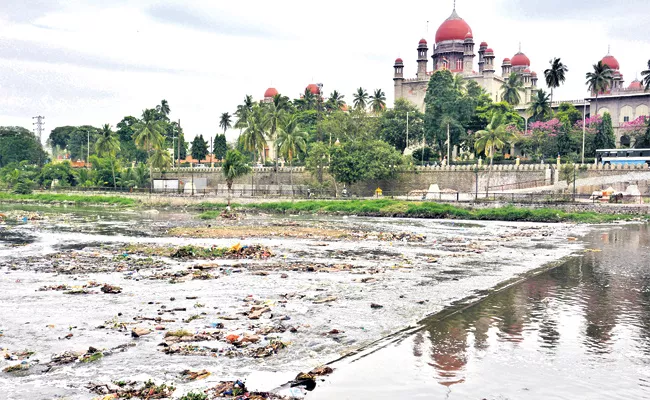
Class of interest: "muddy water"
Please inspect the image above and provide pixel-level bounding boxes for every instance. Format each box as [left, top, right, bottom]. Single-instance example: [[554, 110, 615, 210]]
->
[[0, 206, 590, 399], [310, 224, 650, 399]]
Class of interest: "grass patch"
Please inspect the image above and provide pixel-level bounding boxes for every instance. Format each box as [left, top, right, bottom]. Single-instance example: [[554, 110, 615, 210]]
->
[[165, 329, 192, 338], [0, 192, 136, 206], [197, 199, 642, 224]]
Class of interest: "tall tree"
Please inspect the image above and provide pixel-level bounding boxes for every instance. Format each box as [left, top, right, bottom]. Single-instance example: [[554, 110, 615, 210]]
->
[[452, 73, 466, 93], [94, 124, 120, 188], [234, 95, 254, 132], [369, 89, 387, 114], [238, 105, 268, 163], [474, 112, 518, 165], [634, 119, 650, 148], [190, 135, 209, 163], [0, 127, 48, 167], [353, 88, 369, 111], [594, 112, 616, 150], [222, 150, 251, 206], [213, 134, 228, 160], [133, 110, 165, 186], [642, 60, 650, 91], [156, 99, 170, 118], [277, 115, 307, 193], [325, 90, 346, 112], [586, 61, 613, 113], [379, 98, 424, 152], [544, 58, 568, 106], [219, 112, 232, 134], [527, 90, 552, 122], [149, 148, 172, 171], [500, 73, 524, 106]]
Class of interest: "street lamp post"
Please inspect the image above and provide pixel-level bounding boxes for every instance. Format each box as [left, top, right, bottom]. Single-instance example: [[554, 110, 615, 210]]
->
[[406, 111, 409, 151], [581, 100, 590, 165]]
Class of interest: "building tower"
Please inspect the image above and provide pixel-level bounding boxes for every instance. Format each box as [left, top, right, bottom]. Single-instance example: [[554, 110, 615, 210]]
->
[[394, 58, 405, 99], [478, 42, 487, 74], [531, 71, 538, 88], [501, 58, 512, 77], [602, 52, 623, 90], [483, 48, 495, 76], [463, 32, 474, 75], [417, 39, 429, 80]]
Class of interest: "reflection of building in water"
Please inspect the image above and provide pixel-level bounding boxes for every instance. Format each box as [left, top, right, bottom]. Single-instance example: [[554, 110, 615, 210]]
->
[[428, 319, 468, 387]]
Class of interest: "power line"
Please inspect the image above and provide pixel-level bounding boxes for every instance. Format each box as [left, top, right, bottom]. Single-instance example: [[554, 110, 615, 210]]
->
[[32, 115, 45, 143]]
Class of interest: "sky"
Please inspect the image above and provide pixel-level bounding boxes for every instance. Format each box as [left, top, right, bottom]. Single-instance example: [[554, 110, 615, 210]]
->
[[1, 0, 649, 145]]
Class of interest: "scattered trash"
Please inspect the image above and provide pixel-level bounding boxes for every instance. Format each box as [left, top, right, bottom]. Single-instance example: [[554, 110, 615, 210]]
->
[[371, 303, 384, 309], [101, 284, 122, 294], [180, 369, 211, 381]]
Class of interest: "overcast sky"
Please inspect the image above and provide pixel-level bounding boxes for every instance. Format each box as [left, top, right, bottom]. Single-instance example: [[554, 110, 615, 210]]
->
[[1, 0, 649, 144]]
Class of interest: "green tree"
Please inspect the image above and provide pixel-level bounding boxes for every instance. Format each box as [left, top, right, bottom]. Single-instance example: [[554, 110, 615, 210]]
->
[[38, 161, 76, 188], [67, 126, 98, 162], [295, 89, 317, 112], [544, 58, 568, 106], [149, 148, 172, 171], [353, 88, 369, 111], [325, 90, 345, 112], [238, 105, 268, 163], [190, 135, 209, 163], [369, 89, 386, 114], [452, 73, 466, 93], [594, 113, 616, 150], [277, 115, 307, 194], [556, 103, 582, 126], [586, 61, 613, 112], [379, 98, 424, 152], [0, 127, 48, 167], [47, 126, 76, 152], [156, 99, 171, 118], [527, 90, 552, 122], [642, 60, 650, 91], [500, 73, 524, 106], [474, 113, 518, 165], [305, 141, 329, 183], [95, 124, 120, 187], [116, 117, 147, 163], [222, 150, 251, 206], [213, 134, 228, 160], [234, 95, 255, 132], [133, 110, 165, 187], [219, 112, 232, 134], [634, 119, 650, 148], [329, 140, 403, 190]]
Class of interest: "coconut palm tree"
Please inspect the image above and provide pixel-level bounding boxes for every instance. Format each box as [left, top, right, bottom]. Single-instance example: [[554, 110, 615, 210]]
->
[[474, 112, 518, 166], [452, 73, 466, 93], [586, 61, 613, 114], [222, 150, 251, 206], [156, 99, 170, 118], [133, 110, 165, 187], [353, 87, 369, 111], [544, 58, 568, 106], [326, 90, 346, 112], [95, 124, 120, 188], [500, 73, 524, 106], [238, 105, 268, 164], [527, 90, 552, 122], [234, 95, 254, 132], [148, 147, 172, 171], [264, 98, 286, 170], [277, 115, 307, 196], [369, 89, 386, 114], [219, 113, 232, 134], [641, 59, 650, 91]]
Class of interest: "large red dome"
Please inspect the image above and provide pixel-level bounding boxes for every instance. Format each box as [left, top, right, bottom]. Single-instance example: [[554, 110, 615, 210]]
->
[[306, 84, 320, 95], [601, 55, 620, 70], [511, 52, 530, 67], [264, 88, 278, 98], [435, 9, 472, 43], [629, 80, 642, 90]]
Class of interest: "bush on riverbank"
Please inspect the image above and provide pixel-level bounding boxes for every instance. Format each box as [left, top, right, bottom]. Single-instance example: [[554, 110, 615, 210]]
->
[[0, 192, 136, 206]]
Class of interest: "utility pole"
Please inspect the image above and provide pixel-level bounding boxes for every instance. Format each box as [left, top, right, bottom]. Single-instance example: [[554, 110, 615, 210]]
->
[[172, 124, 176, 169], [87, 129, 90, 168], [32, 116, 45, 143], [406, 111, 409, 152], [178, 119, 182, 167], [447, 123, 451, 166]]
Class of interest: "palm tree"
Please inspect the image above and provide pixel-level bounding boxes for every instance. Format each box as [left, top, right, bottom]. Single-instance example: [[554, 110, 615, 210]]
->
[[326, 90, 346, 112], [474, 112, 518, 166], [219, 113, 232, 134], [133, 110, 165, 187], [544, 58, 568, 107], [452, 74, 466, 93], [156, 99, 170, 118], [527, 90, 552, 122], [586, 61, 613, 113], [500, 73, 524, 106], [222, 150, 251, 206], [264, 98, 286, 170], [238, 105, 268, 164], [369, 89, 386, 114], [277, 115, 307, 196], [149, 147, 172, 171], [641, 59, 650, 91], [234, 95, 254, 132], [95, 124, 120, 188], [353, 87, 369, 111]]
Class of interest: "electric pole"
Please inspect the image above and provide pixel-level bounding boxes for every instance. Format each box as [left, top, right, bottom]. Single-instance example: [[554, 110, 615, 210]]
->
[[32, 116, 45, 143]]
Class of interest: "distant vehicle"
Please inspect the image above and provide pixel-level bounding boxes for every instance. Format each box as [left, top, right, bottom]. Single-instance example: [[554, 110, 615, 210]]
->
[[596, 149, 650, 166]]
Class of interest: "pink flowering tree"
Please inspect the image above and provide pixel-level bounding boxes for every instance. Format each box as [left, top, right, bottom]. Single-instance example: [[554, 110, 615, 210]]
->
[[573, 114, 602, 135], [620, 116, 647, 142]]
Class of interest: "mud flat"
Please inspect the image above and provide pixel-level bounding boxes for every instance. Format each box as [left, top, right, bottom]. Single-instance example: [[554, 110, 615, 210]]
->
[[0, 208, 591, 399]]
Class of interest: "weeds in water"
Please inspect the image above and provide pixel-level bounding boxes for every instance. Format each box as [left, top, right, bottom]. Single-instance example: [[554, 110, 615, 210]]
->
[[165, 329, 192, 338], [179, 392, 208, 400]]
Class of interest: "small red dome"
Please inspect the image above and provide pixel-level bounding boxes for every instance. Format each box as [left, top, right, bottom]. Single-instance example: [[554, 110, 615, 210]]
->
[[435, 9, 472, 43], [464, 31, 473, 39], [480, 42, 488, 47], [485, 48, 494, 53], [511, 52, 530, 67], [629, 80, 642, 90], [531, 71, 537, 76], [306, 84, 320, 95], [264, 88, 278, 98], [419, 38, 427, 45], [395, 57, 403, 64], [503, 58, 511, 62], [601, 55, 620, 70], [523, 68, 531, 73]]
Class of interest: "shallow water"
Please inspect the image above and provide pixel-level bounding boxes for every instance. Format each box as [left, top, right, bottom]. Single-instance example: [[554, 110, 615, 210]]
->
[[0, 206, 590, 399], [310, 224, 650, 399]]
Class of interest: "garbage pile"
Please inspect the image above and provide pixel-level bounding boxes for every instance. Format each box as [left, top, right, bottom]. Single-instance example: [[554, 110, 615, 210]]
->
[[204, 380, 287, 399], [171, 244, 272, 260], [87, 380, 176, 399], [349, 231, 426, 242]]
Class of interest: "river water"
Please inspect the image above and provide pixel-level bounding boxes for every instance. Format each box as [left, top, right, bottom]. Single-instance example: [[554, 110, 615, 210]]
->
[[0, 206, 646, 399], [310, 224, 650, 399]]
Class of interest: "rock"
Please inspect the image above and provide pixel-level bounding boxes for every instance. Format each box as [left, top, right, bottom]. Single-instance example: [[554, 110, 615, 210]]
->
[[155, 325, 165, 331], [131, 328, 151, 338], [181, 369, 211, 381], [280, 273, 289, 279], [370, 303, 384, 309], [313, 296, 337, 304], [310, 366, 334, 376], [101, 284, 122, 294], [241, 334, 260, 344]]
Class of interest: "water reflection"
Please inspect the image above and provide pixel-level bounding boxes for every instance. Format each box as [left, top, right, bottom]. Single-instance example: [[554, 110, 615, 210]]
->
[[422, 225, 650, 393]]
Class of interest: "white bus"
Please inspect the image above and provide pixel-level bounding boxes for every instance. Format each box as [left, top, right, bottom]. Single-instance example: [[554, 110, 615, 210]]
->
[[596, 149, 650, 166]]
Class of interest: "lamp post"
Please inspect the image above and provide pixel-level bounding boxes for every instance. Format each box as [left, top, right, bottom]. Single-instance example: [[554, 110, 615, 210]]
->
[[581, 100, 590, 165], [406, 111, 409, 151]]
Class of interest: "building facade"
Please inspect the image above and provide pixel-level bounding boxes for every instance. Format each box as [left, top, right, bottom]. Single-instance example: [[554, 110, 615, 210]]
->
[[394, 7, 539, 111]]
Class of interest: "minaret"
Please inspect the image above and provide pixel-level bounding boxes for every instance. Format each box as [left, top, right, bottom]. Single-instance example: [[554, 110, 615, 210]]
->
[[531, 72, 538, 88], [501, 58, 512, 77], [483, 47, 495, 76], [417, 39, 429, 80], [463, 31, 474, 76], [478, 42, 487, 74], [394, 58, 405, 100]]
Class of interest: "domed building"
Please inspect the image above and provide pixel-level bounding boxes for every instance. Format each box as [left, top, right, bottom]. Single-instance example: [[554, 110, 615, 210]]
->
[[394, 6, 539, 112]]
